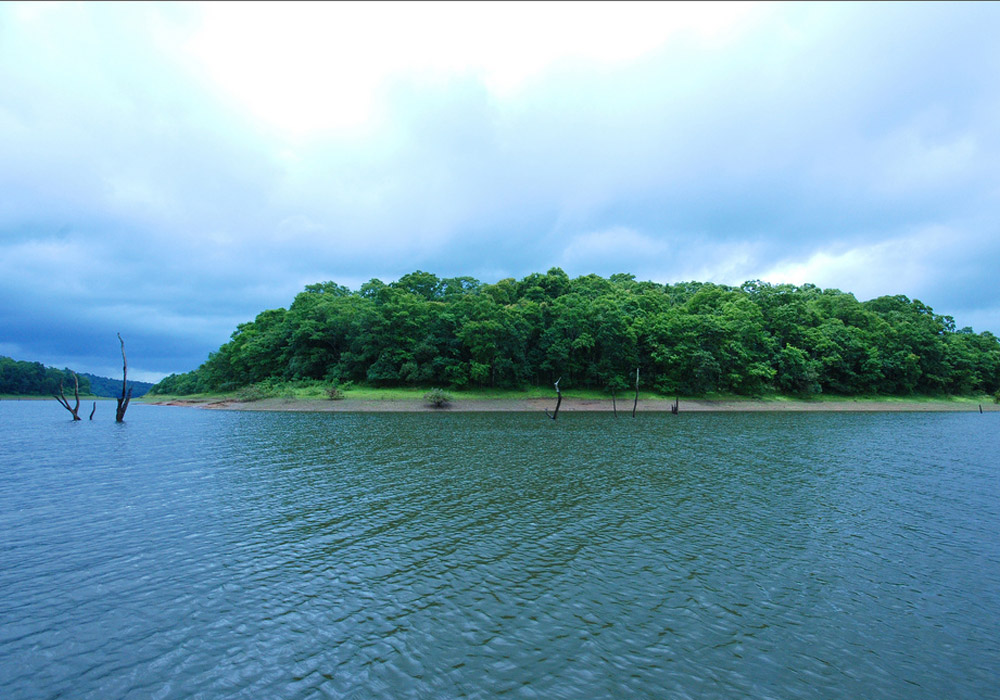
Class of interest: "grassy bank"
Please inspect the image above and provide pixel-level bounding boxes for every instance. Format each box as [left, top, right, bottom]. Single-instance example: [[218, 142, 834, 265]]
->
[[140, 380, 998, 411], [142, 380, 634, 403]]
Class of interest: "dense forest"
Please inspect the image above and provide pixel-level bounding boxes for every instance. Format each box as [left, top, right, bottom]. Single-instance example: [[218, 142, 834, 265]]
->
[[0, 356, 92, 396], [151, 269, 1000, 398]]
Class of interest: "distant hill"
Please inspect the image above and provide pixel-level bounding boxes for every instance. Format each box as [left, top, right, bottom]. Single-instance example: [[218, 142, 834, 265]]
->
[[1, 356, 90, 395], [79, 372, 153, 398], [0, 356, 153, 397]]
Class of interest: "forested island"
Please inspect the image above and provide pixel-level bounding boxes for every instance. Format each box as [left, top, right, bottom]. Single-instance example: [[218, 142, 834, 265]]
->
[[150, 269, 1000, 400]]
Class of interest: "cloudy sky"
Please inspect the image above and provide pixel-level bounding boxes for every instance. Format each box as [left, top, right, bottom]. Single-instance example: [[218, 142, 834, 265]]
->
[[2, 1, 998, 381]]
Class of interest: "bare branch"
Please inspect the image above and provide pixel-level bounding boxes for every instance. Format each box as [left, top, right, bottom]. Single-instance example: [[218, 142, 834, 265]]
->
[[54, 374, 81, 420], [118, 332, 127, 397]]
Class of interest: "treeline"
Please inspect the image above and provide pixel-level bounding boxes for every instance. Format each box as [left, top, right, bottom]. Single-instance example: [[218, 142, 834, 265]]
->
[[0, 356, 92, 396], [151, 269, 1000, 397], [0, 357, 153, 398]]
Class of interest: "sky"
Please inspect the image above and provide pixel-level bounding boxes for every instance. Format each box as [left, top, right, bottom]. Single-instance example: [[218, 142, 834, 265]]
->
[[2, 1, 999, 382]]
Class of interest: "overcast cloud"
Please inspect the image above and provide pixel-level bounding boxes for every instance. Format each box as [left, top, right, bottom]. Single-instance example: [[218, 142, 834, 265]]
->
[[2, 1, 998, 381]]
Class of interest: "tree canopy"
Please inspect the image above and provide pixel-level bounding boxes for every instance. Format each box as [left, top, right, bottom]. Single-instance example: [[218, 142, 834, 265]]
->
[[151, 270, 1000, 398]]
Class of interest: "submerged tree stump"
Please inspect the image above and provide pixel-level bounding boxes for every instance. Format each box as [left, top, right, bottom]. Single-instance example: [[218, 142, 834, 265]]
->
[[115, 333, 133, 422], [545, 377, 563, 420], [632, 368, 639, 418]]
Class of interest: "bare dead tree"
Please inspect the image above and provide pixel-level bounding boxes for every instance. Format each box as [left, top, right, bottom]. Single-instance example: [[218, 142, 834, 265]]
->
[[115, 333, 133, 422], [611, 386, 618, 417], [53, 373, 82, 420], [545, 377, 563, 420], [90, 401, 97, 420], [671, 396, 679, 415], [632, 368, 639, 418]]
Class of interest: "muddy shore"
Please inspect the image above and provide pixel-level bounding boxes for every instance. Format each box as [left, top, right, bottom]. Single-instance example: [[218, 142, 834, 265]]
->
[[148, 397, 995, 413]]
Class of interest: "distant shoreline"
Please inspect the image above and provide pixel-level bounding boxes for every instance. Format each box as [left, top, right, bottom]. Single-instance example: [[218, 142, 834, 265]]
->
[[146, 396, 997, 413]]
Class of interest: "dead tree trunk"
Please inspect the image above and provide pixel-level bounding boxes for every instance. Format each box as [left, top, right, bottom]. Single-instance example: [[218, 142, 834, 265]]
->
[[671, 396, 679, 415], [631, 368, 639, 418], [545, 377, 563, 420], [611, 387, 618, 417], [90, 401, 97, 420], [115, 333, 133, 422], [54, 373, 82, 420]]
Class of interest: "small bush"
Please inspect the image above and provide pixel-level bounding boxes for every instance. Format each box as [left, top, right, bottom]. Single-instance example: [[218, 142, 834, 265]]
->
[[994, 389, 1000, 404], [236, 380, 281, 402], [326, 385, 345, 400], [423, 388, 452, 408]]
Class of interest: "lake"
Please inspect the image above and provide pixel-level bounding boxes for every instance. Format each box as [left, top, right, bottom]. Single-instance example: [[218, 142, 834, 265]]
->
[[1, 401, 998, 698]]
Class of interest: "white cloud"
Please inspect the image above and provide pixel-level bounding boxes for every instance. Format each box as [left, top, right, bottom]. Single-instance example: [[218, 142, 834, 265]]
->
[[4, 0, 1000, 379], [760, 225, 960, 300], [873, 128, 978, 196], [558, 228, 775, 289], [559, 226, 670, 271], [685, 241, 768, 286], [184, 1, 764, 137], [0, 239, 93, 297], [80, 302, 243, 345], [953, 306, 1000, 335]]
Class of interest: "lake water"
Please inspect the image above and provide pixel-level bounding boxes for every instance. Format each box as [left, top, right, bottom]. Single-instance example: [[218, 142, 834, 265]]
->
[[1, 401, 998, 698]]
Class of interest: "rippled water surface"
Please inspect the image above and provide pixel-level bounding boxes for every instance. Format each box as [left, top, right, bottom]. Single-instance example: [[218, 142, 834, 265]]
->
[[2, 402, 999, 698]]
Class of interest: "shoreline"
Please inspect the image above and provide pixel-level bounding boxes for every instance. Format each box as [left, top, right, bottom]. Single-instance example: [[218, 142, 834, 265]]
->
[[146, 396, 997, 413]]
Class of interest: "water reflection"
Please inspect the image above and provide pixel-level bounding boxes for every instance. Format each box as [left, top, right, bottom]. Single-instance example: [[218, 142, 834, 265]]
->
[[1, 404, 998, 698]]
